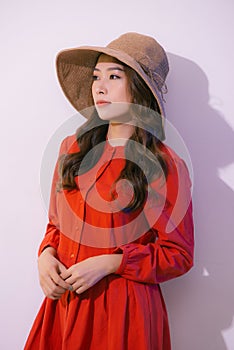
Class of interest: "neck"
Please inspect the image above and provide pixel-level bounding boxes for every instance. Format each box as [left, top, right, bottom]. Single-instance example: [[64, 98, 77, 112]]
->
[[107, 122, 135, 143]]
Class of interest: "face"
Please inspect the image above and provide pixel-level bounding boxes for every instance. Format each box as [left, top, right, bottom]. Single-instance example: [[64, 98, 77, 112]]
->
[[91, 61, 132, 122]]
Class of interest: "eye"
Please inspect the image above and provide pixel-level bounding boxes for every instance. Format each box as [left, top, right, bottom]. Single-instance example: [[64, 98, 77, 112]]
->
[[92, 75, 99, 81], [110, 74, 121, 80]]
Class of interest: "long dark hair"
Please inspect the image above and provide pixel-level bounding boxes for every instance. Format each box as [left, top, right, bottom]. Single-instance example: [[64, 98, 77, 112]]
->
[[58, 60, 168, 212]]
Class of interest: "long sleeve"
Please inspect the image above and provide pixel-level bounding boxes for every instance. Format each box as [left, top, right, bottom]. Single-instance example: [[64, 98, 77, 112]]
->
[[114, 154, 194, 284], [38, 135, 77, 255]]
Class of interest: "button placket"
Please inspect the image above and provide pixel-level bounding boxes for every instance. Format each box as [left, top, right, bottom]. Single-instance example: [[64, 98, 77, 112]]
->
[[69, 143, 118, 252]]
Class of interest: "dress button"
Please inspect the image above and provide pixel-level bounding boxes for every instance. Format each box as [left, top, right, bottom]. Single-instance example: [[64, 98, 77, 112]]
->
[[70, 253, 75, 258]]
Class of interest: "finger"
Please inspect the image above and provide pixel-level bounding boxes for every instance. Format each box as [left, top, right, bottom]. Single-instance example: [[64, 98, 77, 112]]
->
[[41, 276, 67, 296], [50, 285, 67, 295], [47, 293, 62, 300], [50, 290, 64, 299], [48, 296, 60, 300], [50, 271, 72, 290], [60, 268, 72, 280], [40, 275, 56, 293], [57, 261, 68, 275], [75, 284, 88, 294], [63, 275, 78, 285], [45, 283, 67, 298], [40, 270, 68, 291]]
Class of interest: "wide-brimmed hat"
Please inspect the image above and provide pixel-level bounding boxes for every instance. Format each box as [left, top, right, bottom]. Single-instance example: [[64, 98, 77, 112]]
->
[[56, 32, 169, 125]]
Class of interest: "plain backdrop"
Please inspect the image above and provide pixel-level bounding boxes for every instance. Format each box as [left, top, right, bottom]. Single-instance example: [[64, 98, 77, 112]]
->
[[0, 1, 234, 349]]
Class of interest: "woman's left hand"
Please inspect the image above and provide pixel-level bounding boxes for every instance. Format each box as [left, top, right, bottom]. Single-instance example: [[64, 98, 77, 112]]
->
[[60, 254, 123, 294]]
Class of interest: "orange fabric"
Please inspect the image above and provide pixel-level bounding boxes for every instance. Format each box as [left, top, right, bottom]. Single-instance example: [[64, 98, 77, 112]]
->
[[24, 134, 194, 350]]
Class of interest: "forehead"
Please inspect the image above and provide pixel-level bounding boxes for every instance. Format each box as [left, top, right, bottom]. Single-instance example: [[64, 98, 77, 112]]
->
[[94, 61, 125, 71], [94, 54, 125, 70], [96, 53, 122, 64]]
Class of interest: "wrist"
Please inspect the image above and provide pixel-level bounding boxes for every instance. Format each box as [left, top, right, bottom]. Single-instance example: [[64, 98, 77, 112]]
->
[[41, 246, 57, 257], [108, 254, 123, 274]]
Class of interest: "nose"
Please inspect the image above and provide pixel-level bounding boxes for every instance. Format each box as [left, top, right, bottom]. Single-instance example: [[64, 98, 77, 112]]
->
[[95, 81, 107, 95]]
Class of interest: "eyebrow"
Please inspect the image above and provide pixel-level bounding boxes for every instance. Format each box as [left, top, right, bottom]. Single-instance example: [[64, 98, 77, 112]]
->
[[93, 66, 125, 72]]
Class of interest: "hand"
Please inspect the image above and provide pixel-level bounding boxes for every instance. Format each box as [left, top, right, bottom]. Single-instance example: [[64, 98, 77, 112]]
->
[[60, 254, 123, 294], [38, 247, 73, 300]]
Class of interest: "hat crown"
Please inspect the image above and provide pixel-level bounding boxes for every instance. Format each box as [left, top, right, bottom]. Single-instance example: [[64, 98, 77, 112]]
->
[[107, 33, 169, 90]]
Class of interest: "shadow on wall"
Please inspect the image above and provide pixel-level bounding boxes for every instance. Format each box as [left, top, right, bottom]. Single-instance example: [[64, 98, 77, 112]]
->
[[161, 53, 234, 350]]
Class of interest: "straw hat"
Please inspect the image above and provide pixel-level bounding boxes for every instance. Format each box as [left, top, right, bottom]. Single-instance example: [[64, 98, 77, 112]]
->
[[56, 32, 169, 125]]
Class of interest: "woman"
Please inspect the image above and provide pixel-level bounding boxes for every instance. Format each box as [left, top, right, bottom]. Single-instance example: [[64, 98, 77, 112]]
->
[[25, 32, 194, 350]]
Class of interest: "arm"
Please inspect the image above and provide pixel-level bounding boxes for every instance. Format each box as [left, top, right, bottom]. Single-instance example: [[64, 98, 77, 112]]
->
[[37, 136, 75, 298], [38, 137, 68, 255], [39, 134, 80, 253], [113, 157, 194, 284]]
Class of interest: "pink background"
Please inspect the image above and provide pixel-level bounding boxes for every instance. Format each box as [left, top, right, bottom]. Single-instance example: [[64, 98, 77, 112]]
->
[[0, 1, 233, 349]]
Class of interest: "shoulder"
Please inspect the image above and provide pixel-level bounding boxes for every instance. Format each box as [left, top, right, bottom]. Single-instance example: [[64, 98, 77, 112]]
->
[[159, 142, 191, 184], [159, 142, 183, 165], [150, 142, 192, 205], [59, 133, 79, 155]]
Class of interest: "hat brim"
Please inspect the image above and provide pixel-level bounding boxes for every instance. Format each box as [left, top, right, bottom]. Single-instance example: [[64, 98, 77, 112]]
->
[[56, 45, 166, 130]]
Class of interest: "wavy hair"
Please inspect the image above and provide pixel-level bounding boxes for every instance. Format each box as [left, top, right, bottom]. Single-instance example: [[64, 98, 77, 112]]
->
[[58, 59, 168, 211]]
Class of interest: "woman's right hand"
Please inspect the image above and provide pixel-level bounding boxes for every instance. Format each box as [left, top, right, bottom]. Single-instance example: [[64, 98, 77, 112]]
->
[[38, 247, 73, 300]]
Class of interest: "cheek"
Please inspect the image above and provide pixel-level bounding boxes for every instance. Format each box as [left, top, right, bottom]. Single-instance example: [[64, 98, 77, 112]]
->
[[113, 83, 131, 102], [126, 88, 132, 103], [122, 88, 132, 103], [122, 81, 132, 103], [91, 84, 95, 99]]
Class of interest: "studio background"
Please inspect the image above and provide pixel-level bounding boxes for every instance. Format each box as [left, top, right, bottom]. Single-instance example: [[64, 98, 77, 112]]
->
[[0, 1, 233, 349]]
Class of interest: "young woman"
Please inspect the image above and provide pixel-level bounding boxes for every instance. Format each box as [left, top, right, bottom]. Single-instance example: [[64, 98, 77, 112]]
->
[[25, 32, 194, 350]]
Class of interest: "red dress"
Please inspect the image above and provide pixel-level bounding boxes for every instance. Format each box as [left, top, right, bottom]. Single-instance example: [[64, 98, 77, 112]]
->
[[24, 134, 194, 350]]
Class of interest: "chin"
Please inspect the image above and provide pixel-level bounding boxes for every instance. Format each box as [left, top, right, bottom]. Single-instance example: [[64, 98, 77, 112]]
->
[[97, 103, 132, 123], [99, 114, 132, 124]]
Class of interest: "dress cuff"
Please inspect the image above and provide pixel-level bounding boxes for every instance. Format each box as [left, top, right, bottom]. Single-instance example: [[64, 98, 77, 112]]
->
[[112, 245, 130, 275], [38, 234, 59, 256]]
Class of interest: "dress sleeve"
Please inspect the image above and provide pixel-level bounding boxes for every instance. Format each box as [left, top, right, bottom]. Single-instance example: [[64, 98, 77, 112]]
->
[[38, 136, 71, 255], [113, 156, 194, 284]]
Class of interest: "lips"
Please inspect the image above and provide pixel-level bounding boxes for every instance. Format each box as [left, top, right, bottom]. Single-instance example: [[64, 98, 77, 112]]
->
[[96, 100, 111, 106]]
